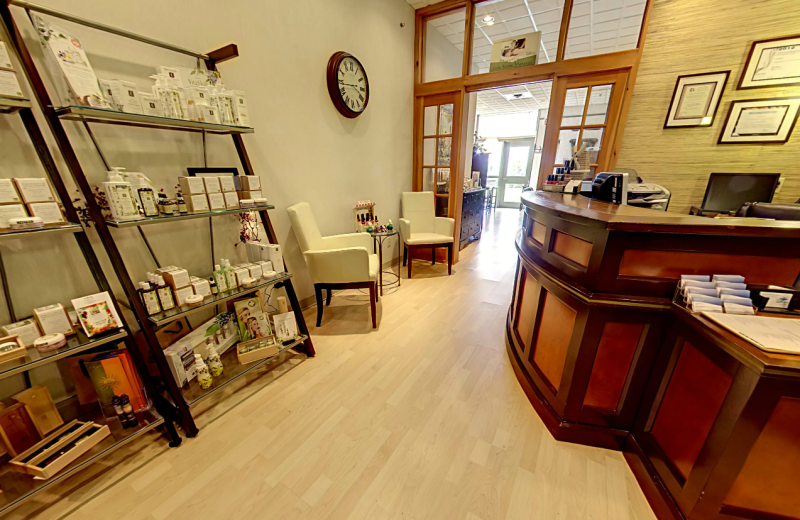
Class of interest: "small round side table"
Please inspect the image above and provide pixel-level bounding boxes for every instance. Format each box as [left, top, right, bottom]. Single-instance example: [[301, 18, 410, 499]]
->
[[370, 229, 400, 295]]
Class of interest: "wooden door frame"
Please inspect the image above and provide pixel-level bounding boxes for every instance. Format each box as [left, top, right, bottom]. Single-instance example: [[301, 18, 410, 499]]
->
[[412, 0, 654, 264]]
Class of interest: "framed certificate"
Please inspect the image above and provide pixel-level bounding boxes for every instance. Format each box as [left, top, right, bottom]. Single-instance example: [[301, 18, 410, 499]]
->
[[664, 71, 729, 128], [718, 97, 800, 144], [739, 35, 800, 89]]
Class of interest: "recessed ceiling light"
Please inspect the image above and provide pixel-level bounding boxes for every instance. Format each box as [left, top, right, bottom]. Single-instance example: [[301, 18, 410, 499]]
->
[[483, 15, 495, 26]]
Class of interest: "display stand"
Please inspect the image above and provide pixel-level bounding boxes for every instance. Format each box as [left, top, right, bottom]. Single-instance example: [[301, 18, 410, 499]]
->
[[0, 21, 180, 517], [0, 0, 314, 439]]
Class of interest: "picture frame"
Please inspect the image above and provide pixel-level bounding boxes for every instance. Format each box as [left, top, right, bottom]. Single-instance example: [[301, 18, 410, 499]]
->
[[664, 71, 730, 128], [739, 35, 800, 90], [718, 97, 800, 144]]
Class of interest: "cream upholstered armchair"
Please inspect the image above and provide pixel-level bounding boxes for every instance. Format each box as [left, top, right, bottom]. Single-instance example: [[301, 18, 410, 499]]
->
[[400, 191, 455, 279], [287, 202, 379, 328]]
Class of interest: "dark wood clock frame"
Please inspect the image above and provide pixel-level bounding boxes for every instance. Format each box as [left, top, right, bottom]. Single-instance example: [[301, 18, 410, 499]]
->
[[326, 51, 370, 118]]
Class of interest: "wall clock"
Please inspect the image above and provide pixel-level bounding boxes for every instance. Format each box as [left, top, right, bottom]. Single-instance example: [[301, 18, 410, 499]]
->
[[326, 51, 369, 118]]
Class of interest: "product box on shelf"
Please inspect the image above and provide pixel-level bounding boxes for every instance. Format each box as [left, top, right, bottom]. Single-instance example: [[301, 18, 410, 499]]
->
[[32, 304, 75, 336], [164, 340, 196, 386], [0, 179, 22, 204], [173, 286, 194, 306], [0, 69, 23, 99], [185, 193, 209, 213], [224, 191, 239, 209], [10, 420, 110, 479], [237, 190, 262, 201], [237, 336, 278, 365], [195, 105, 219, 124], [219, 176, 236, 193], [169, 314, 240, 362], [231, 90, 250, 127], [0, 335, 27, 365], [162, 268, 190, 290], [202, 177, 221, 194], [0, 204, 28, 228], [27, 202, 65, 224], [266, 244, 284, 273], [178, 176, 205, 195], [207, 192, 226, 211], [0, 41, 13, 69], [106, 79, 143, 114], [13, 178, 55, 204], [1, 319, 41, 347], [190, 277, 211, 298], [234, 175, 260, 191]]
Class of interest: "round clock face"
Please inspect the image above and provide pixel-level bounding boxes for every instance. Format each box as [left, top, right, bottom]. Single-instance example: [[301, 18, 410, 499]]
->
[[327, 52, 369, 118]]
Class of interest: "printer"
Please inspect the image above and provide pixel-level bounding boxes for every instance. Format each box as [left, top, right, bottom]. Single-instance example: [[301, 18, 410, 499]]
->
[[587, 170, 671, 211]]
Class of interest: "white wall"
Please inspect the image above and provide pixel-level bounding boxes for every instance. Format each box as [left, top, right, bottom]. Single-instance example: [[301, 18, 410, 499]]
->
[[0, 0, 414, 400]]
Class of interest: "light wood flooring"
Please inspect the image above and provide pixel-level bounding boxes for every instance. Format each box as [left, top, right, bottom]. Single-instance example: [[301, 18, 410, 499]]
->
[[23, 208, 656, 520]]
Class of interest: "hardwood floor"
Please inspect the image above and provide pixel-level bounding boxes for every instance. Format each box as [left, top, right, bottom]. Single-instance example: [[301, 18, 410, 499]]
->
[[22, 208, 656, 520]]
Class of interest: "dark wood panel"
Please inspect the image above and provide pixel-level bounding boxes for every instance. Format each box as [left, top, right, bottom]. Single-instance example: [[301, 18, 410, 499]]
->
[[723, 397, 800, 519], [515, 268, 538, 353], [552, 231, 592, 268], [618, 249, 800, 286], [532, 220, 546, 245], [583, 322, 644, 411], [651, 341, 733, 480], [531, 290, 577, 392]]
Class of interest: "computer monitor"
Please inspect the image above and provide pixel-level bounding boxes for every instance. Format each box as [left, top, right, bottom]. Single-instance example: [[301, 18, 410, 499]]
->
[[700, 173, 780, 213]]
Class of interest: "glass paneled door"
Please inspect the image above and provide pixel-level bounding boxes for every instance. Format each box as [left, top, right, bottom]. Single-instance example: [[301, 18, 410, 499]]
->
[[498, 139, 535, 208], [417, 93, 460, 218]]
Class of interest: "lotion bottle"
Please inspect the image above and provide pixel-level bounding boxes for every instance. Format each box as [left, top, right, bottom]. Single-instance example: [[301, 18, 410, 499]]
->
[[194, 354, 213, 389], [103, 167, 140, 221], [206, 339, 224, 377], [139, 282, 162, 315], [155, 275, 176, 311], [213, 264, 228, 292], [222, 259, 237, 289]]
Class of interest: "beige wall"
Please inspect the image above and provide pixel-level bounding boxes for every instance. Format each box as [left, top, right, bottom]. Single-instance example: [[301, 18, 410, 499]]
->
[[0, 0, 414, 399], [617, 0, 800, 214]]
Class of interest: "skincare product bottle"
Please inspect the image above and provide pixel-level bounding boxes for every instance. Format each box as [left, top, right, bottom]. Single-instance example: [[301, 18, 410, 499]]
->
[[209, 277, 218, 295], [103, 167, 140, 221], [206, 340, 224, 377], [139, 282, 162, 315], [136, 179, 159, 217], [195, 354, 213, 389], [155, 275, 176, 311], [222, 259, 237, 289], [158, 193, 171, 215], [120, 394, 139, 427], [112, 395, 131, 428], [177, 194, 187, 213], [215, 329, 223, 346], [213, 264, 228, 292]]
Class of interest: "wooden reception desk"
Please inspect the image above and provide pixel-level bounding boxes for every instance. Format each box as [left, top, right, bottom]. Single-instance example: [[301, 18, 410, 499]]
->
[[507, 191, 800, 520]]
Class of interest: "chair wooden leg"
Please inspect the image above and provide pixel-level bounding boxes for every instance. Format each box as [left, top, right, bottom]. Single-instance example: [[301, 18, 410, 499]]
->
[[403, 244, 408, 266], [314, 285, 323, 327], [375, 281, 379, 302], [407, 248, 412, 279], [432, 247, 435, 265], [369, 283, 377, 328], [326, 288, 332, 306], [447, 243, 453, 275]]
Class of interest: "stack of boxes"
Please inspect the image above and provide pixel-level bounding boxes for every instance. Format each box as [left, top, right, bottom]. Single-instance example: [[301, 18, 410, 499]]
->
[[177, 175, 266, 213], [158, 266, 194, 306], [245, 241, 284, 274], [0, 178, 66, 228], [0, 37, 24, 99]]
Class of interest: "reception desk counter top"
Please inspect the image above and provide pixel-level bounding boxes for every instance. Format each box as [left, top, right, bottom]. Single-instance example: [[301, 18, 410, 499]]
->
[[507, 191, 800, 520]]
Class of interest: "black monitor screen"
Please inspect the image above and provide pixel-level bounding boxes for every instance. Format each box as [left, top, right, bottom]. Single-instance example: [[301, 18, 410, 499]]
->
[[701, 173, 780, 213]]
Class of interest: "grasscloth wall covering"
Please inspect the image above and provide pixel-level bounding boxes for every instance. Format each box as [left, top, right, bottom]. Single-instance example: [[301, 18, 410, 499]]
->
[[617, 0, 800, 214]]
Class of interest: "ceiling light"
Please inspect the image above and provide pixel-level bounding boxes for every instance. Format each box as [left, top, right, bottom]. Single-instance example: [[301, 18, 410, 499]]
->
[[483, 15, 495, 26]]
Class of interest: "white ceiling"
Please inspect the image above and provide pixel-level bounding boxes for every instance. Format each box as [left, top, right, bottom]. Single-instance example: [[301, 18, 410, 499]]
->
[[414, 0, 645, 75]]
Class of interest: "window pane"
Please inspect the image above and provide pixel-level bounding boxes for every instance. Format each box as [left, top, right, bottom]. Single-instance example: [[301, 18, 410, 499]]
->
[[437, 168, 450, 194], [585, 84, 613, 124], [556, 128, 580, 165], [503, 183, 525, 204], [506, 145, 531, 177], [438, 137, 452, 166], [423, 168, 435, 191], [470, 0, 564, 74], [565, 0, 645, 60], [424, 8, 466, 83], [424, 106, 438, 136], [439, 104, 454, 134], [423, 138, 436, 166], [561, 87, 588, 126], [581, 127, 604, 154]]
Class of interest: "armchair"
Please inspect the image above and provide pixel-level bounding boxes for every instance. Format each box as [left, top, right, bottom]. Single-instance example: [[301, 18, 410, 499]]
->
[[400, 191, 455, 279], [287, 202, 379, 328]]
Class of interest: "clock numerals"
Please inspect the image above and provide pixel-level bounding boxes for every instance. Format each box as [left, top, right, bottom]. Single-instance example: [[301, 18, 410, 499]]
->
[[360, 87, 365, 92], [340, 87, 347, 97], [358, 94, 364, 102], [358, 77, 364, 82]]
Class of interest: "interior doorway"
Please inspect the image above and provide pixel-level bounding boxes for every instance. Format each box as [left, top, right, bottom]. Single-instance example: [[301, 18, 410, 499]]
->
[[497, 138, 535, 208]]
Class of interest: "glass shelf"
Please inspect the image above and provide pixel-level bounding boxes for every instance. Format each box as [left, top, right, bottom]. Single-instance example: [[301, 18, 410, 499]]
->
[[55, 105, 255, 134], [0, 406, 163, 516], [0, 222, 82, 241], [181, 335, 308, 406], [105, 205, 274, 228], [0, 96, 31, 114], [148, 273, 292, 327], [0, 329, 127, 382]]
